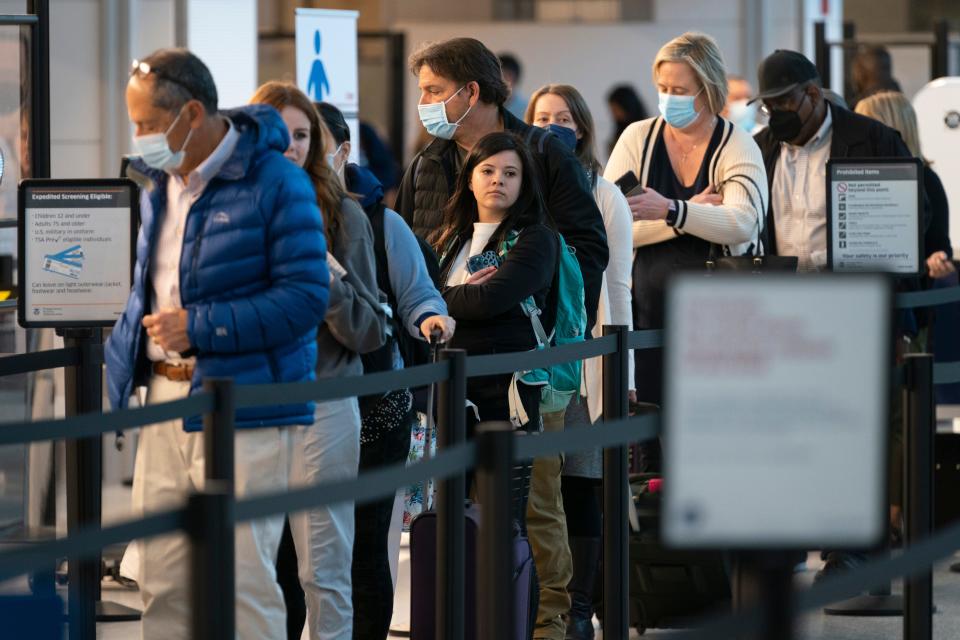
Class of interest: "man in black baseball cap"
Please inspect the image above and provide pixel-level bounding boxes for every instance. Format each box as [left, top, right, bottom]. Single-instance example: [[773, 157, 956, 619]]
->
[[753, 48, 917, 269], [752, 49, 824, 147], [753, 49, 927, 585]]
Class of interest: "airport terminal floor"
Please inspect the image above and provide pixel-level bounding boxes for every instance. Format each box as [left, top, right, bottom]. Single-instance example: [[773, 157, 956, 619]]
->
[[61, 554, 960, 639]]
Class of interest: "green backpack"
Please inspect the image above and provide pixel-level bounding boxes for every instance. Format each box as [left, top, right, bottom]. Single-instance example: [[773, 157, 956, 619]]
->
[[500, 229, 587, 418]]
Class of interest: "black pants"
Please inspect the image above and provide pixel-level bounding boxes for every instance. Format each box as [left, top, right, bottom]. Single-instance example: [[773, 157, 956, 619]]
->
[[277, 411, 416, 640], [277, 519, 304, 640], [351, 410, 417, 640]]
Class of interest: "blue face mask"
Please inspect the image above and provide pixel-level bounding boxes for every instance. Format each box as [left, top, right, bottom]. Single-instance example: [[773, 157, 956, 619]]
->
[[658, 90, 702, 129], [544, 123, 578, 152], [418, 85, 472, 140]]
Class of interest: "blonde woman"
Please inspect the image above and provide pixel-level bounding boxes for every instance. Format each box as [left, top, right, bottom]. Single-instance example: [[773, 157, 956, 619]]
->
[[855, 91, 954, 279], [604, 32, 766, 470]]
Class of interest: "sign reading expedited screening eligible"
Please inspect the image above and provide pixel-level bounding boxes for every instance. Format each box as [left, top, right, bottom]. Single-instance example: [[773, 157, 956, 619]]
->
[[827, 158, 923, 275], [18, 179, 137, 328]]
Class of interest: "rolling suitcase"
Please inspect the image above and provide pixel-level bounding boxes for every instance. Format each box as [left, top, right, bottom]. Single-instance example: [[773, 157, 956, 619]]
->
[[409, 332, 535, 639], [409, 502, 534, 639], [628, 474, 730, 635]]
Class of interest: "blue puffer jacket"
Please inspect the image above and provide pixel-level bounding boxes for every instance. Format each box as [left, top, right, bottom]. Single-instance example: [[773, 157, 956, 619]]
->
[[105, 105, 329, 430]]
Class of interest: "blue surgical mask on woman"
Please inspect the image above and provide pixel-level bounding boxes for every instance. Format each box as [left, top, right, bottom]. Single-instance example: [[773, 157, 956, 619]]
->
[[132, 106, 194, 172], [658, 89, 702, 129], [418, 85, 472, 140], [544, 123, 578, 152]]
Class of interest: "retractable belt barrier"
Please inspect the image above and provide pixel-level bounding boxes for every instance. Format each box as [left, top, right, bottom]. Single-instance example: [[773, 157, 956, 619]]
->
[[1, 282, 960, 639]]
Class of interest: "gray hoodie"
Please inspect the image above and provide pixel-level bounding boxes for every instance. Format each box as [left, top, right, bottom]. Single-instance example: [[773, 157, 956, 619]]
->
[[316, 196, 387, 378]]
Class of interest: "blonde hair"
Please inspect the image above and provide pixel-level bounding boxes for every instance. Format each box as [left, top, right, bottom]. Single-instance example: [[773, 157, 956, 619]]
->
[[524, 84, 601, 176], [652, 32, 728, 116], [855, 91, 923, 159]]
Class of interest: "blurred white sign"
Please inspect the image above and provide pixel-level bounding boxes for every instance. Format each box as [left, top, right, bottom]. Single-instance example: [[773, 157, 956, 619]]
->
[[664, 275, 890, 549]]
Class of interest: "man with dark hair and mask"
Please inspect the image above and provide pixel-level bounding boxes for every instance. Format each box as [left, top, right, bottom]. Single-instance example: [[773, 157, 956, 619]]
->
[[397, 37, 607, 332], [753, 49, 916, 272], [396, 37, 608, 640]]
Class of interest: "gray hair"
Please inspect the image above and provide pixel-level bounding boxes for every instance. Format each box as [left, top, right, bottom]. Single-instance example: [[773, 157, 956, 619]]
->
[[133, 48, 218, 114]]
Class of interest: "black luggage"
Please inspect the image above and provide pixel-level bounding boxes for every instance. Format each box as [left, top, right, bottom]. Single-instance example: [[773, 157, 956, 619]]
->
[[628, 473, 731, 635]]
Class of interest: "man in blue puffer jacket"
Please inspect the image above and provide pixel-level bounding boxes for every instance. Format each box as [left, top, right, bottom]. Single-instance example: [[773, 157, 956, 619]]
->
[[105, 48, 328, 640]]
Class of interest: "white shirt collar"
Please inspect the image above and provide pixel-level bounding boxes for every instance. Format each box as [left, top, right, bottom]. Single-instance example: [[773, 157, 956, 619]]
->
[[176, 118, 239, 192]]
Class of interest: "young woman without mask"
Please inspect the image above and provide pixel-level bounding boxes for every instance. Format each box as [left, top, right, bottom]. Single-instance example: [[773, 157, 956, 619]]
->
[[250, 81, 387, 640], [526, 83, 635, 640], [432, 132, 558, 527], [604, 32, 766, 472]]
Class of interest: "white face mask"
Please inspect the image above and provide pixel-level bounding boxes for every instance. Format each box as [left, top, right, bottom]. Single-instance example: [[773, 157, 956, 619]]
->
[[132, 106, 194, 172], [326, 143, 343, 171], [418, 85, 472, 140]]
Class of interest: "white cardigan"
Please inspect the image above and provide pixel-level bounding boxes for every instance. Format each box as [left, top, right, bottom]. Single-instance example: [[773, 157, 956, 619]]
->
[[602, 116, 768, 257], [581, 176, 636, 423]]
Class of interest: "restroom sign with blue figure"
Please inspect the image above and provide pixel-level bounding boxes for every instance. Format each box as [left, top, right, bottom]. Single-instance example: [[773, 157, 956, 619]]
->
[[42, 245, 84, 279], [295, 8, 358, 112]]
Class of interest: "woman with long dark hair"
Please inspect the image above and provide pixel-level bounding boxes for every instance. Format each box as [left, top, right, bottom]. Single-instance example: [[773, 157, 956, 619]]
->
[[432, 131, 558, 519]]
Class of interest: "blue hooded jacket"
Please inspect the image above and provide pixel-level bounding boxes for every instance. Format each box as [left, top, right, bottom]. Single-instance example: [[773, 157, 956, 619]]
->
[[105, 104, 329, 430]]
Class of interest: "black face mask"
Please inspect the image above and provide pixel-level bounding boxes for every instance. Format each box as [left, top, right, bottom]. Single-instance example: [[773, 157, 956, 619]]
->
[[767, 94, 810, 142]]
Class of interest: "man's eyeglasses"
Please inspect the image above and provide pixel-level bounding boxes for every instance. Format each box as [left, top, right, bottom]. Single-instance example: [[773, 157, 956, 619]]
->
[[759, 87, 807, 116]]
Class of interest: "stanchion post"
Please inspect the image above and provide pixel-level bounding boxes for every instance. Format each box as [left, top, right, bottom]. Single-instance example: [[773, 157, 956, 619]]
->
[[190, 378, 236, 640], [602, 324, 630, 637], [814, 21, 831, 89], [203, 377, 236, 488], [904, 354, 934, 640], [61, 327, 102, 639], [188, 486, 233, 640], [933, 19, 949, 80], [436, 348, 467, 639], [475, 421, 514, 640]]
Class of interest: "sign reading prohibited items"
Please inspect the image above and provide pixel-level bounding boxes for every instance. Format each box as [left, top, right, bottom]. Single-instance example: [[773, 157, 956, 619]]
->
[[18, 179, 137, 327], [826, 158, 923, 275]]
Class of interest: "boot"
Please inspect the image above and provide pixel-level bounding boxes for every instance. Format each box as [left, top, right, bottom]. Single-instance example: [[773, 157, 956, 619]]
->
[[565, 536, 601, 640]]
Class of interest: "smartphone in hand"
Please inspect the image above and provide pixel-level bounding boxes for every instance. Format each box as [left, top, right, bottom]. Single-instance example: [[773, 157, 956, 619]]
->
[[615, 171, 646, 197], [466, 250, 500, 274]]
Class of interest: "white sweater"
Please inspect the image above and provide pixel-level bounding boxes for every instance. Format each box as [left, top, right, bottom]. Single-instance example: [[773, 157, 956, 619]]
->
[[602, 116, 769, 257], [582, 176, 636, 422]]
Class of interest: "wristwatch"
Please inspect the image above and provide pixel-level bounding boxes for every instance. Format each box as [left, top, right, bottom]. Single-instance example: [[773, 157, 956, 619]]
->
[[665, 200, 679, 226]]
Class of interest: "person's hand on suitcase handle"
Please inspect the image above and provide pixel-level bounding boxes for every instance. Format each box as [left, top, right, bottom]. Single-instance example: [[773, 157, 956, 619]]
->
[[420, 314, 456, 343]]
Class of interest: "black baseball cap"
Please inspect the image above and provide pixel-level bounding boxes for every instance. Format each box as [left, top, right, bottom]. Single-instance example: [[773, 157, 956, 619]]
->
[[751, 50, 820, 103]]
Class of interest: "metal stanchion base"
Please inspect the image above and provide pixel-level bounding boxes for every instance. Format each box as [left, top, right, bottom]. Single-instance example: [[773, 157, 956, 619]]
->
[[96, 600, 141, 622], [824, 594, 903, 617]]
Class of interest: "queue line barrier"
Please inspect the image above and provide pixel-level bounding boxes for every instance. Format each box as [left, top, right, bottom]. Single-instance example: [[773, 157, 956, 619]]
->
[[0, 279, 958, 638]]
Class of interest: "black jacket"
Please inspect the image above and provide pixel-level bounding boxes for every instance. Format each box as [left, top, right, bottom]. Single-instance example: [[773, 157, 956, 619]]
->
[[440, 223, 558, 359], [396, 108, 608, 330], [754, 102, 925, 252]]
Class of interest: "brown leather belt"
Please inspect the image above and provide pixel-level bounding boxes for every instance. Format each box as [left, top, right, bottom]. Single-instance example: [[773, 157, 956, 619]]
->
[[152, 361, 195, 382]]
